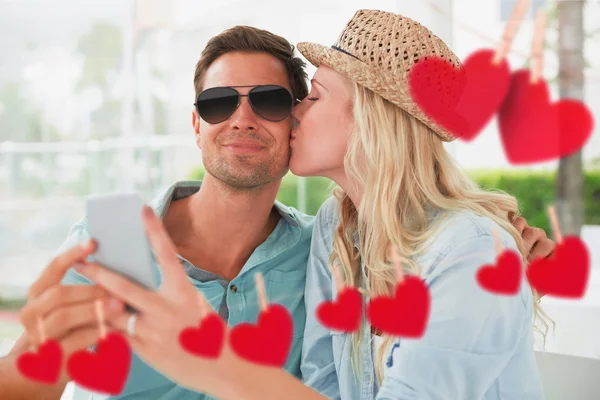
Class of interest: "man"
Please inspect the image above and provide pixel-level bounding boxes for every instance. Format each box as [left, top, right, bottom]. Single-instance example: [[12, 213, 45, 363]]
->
[[0, 25, 554, 400]]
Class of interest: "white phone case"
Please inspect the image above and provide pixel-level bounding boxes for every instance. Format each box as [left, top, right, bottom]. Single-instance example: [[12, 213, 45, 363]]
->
[[86, 192, 158, 290]]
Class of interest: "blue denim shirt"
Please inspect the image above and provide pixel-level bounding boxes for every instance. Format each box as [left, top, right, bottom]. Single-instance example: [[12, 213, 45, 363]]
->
[[301, 197, 545, 400], [59, 181, 314, 400]]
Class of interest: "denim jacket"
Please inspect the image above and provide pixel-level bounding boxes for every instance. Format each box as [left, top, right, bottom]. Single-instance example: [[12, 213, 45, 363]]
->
[[301, 197, 544, 400]]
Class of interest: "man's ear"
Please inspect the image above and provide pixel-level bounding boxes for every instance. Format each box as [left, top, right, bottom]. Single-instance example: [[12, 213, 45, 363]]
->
[[192, 110, 202, 150]]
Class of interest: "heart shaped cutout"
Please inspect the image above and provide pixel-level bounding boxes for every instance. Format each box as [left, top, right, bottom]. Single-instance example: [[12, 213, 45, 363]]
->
[[498, 70, 594, 164], [316, 287, 362, 332], [409, 49, 511, 141], [476, 250, 523, 295], [526, 236, 590, 298], [229, 304, 293, 367], [179, 313, 226, 358], [16, 339, 63, 384], [367, 276, 431, 338], [67, 332, 131, 395]]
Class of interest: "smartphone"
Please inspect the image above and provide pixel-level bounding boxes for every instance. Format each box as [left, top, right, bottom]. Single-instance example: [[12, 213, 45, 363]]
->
[[86, 192, 159, 291]]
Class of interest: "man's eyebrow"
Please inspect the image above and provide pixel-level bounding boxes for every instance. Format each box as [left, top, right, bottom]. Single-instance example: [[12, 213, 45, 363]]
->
[[311, 79, 328, 92]]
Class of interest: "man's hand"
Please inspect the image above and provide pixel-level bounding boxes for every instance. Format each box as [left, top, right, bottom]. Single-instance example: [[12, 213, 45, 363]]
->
[[17, 240, 126, 382], [73, 206, 224, 393], [510, 214, 556, 261]]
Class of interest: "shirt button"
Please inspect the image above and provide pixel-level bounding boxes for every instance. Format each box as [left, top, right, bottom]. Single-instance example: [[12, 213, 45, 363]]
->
[[230, 284, 238, 293]]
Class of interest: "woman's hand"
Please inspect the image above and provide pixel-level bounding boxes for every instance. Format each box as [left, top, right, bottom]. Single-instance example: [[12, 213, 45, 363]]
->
[[74, 206, 226, 393], [510, 214, 556, 261]]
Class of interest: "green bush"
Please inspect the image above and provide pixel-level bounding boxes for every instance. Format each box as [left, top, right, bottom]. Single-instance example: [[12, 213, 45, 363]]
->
[[0, 297, 27, 311], [189, 167, 600, 234], [468, 170, 600, 234]]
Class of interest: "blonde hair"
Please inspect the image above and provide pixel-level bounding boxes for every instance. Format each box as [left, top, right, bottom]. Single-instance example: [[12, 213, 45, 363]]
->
[[329, 83, 552, 384]]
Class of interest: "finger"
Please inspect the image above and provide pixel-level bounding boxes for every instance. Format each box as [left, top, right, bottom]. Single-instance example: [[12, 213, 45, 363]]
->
[[141, 206, 190, 293], [44, 298, 126, 341], [22, 297, 125, 346], [28, 240, 97, 299], [31, 285, 108, 319], [60, 325, 105, 357], [108, 313, 161, 345], [75, 262, 166, 315], [528, 238, 556, 262], [19, 286, 108, 344], [512, 216, 528, 236], [522, 227, 546, 254]]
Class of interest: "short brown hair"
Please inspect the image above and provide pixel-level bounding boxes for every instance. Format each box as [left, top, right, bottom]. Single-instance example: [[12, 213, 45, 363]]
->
[[193, 26, 309, 101]]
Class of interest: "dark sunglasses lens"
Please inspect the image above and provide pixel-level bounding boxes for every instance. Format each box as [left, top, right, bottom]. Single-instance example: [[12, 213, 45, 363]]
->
[[249, 86, 293, 122], [196, 87, 239, 124]]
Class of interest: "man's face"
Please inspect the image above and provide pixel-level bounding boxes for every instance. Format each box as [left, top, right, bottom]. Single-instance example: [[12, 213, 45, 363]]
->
[[192, 52, 293, 189]]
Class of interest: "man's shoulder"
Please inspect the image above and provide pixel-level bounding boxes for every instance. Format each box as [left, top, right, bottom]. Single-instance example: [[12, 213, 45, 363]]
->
[[274, 200, 315, 230], [146, 180, 200, 213]]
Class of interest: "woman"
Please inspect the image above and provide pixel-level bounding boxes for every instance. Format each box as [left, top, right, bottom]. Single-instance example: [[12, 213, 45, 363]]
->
[[72, 9, 548, 400], [291, 9, 547, 399]]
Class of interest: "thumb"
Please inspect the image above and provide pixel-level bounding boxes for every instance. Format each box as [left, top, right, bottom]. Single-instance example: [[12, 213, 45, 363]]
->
[[141, 206, 191, 294], [28, 239, 97, 298]]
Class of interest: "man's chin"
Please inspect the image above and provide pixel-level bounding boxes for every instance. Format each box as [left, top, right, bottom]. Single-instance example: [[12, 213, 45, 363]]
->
[[212, 167, 286, 189]]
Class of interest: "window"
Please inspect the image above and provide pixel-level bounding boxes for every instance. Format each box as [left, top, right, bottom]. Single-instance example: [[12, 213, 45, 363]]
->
[[500, 0, 546, 21]]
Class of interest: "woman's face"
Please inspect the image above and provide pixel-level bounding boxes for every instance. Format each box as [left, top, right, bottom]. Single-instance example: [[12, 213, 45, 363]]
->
[[289, 65, 355, 179]]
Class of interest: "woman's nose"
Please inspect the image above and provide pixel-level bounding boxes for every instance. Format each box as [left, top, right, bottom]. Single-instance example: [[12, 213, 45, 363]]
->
[[291, 99, 306, 120]]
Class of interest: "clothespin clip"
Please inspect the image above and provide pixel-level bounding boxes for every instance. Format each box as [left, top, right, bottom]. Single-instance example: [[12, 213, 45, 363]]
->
[[530, 10, 547, 84], [492, 0, 530, 65]]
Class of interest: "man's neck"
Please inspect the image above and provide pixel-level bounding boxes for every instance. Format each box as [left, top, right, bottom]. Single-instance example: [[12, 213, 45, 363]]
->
[[166, 175, 283, 280]]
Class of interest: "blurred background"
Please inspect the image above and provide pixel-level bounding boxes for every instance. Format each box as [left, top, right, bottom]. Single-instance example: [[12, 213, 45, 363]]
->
[[0, 0, 599, 398]]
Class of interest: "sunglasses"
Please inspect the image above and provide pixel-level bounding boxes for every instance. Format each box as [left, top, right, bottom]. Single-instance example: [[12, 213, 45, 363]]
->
[[194, 85, 299, 124]]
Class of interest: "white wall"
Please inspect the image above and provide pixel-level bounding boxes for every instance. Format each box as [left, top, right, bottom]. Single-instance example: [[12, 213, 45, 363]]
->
[[448, 0, 600, 170]]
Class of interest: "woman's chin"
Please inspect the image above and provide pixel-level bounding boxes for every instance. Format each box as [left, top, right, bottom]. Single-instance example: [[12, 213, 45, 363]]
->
[[289, 155, 314, 177]]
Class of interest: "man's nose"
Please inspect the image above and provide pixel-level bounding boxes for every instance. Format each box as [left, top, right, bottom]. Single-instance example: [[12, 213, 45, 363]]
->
[[228, 96, 258, 131]]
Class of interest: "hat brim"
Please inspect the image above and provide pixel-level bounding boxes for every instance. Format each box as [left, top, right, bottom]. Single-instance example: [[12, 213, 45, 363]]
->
[[297, 41, 457, 142], [297, 41, 372, 84]]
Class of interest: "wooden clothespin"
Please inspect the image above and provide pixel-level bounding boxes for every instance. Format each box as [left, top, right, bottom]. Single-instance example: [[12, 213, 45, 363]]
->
[[492, 0, 531, 65]]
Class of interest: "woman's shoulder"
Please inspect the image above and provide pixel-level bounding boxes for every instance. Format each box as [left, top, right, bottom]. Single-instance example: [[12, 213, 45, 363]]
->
[[315, 196, 339, 220], [417, 210, 521, 278], [313, 196, 339, 234], [433, 210, 519, 250]]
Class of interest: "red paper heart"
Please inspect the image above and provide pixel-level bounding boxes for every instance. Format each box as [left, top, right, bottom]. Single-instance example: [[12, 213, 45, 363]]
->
[[367, 276, 431, 338], [498, 70, 594, 164], [67, 332, 131, 395], [229, 304, 293, 367], [316, 287, 362, 332], [179, 313, 226, 358], [16, 339, 62, 384], [476, 250, 523, 295], [526, 236, 590, 298], [409, 49, 511, 141]]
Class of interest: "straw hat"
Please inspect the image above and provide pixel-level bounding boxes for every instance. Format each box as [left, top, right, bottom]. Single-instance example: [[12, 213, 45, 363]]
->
[[297, 9, 462, 142]]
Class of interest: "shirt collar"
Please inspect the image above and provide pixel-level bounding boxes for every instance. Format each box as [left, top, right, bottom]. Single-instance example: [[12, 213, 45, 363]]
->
[[148, 180, 299, 228]]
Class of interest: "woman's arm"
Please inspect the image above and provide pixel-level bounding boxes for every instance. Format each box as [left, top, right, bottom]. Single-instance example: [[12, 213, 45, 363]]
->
[[301, 198, 341, 398], [375, 231, 538, 400]]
